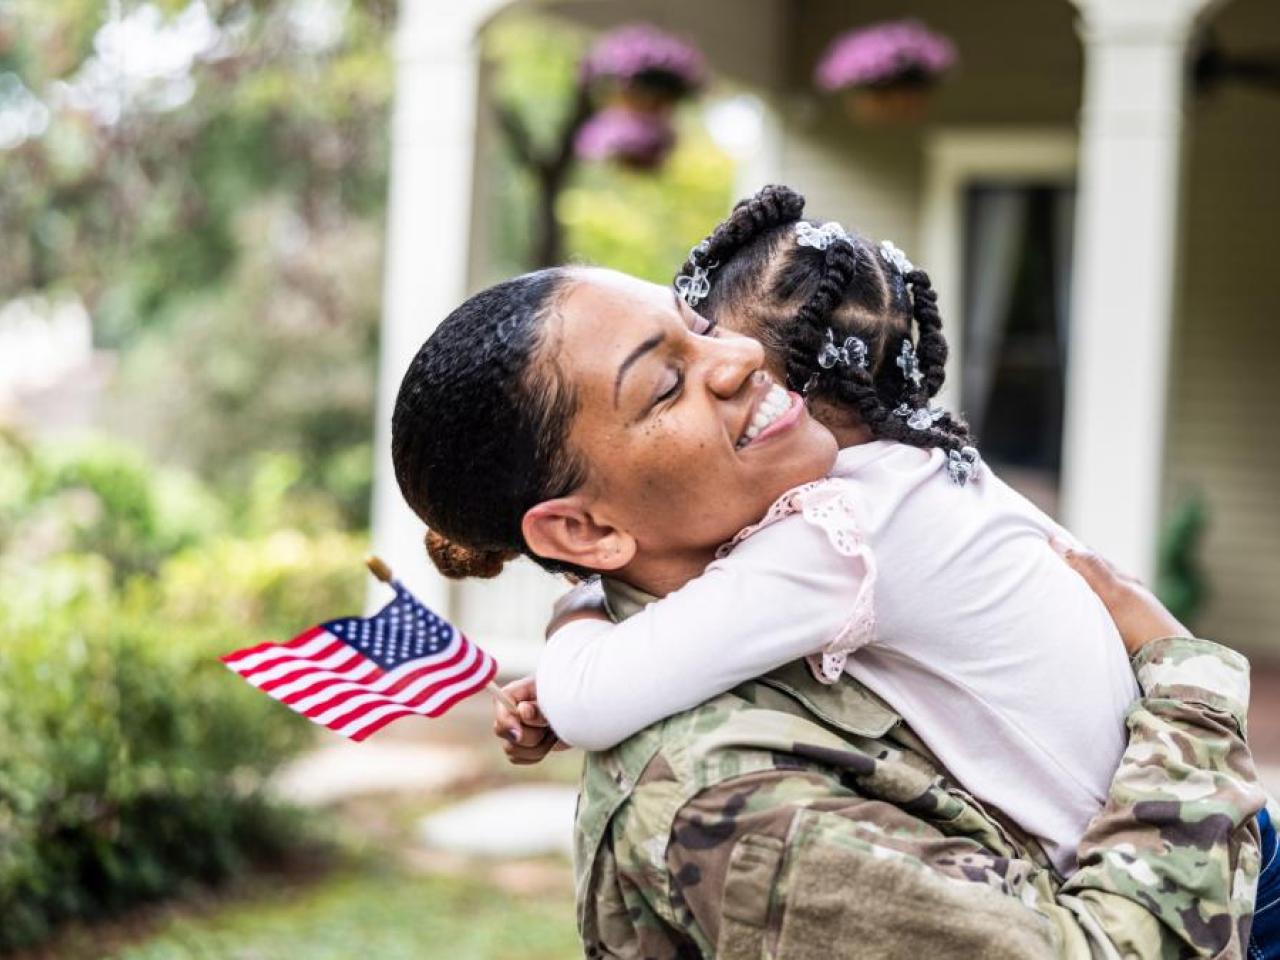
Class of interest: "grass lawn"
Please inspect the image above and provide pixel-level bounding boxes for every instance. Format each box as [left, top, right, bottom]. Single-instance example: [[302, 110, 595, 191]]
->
[[102, 866, 580, 960]]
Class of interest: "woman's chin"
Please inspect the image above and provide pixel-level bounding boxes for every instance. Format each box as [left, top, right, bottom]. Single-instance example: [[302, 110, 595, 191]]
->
[[741, 412, 837, 493]]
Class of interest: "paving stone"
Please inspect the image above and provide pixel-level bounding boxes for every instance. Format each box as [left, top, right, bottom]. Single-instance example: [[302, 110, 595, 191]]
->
[[417, 784, 578, 859], [271, 741, 479, 806]]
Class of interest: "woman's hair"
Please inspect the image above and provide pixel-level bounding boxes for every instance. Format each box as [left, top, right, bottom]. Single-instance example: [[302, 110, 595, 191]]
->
[[674, 184, 973, 456], [391, 268, 587, 580]]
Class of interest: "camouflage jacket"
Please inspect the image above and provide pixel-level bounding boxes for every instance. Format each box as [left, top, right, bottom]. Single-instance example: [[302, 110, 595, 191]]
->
[[574, 627, 1266, 959]]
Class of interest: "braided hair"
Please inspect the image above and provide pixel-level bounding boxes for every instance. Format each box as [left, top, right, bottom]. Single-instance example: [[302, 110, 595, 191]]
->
[[392, 268, 588, 579], [675, 184, 975, 462]]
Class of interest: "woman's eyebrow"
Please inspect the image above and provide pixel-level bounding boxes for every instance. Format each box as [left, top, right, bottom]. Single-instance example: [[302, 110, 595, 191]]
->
[[614, 331, 666, 407]]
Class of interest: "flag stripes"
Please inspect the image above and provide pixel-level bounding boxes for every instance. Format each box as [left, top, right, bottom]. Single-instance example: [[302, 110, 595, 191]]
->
[[220, 580, 497, 741]]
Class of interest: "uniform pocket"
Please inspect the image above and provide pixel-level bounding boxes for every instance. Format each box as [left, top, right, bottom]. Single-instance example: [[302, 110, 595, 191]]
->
[[717, 834, 785, 960]]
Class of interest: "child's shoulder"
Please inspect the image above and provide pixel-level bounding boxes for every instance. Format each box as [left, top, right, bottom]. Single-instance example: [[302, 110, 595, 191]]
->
[[717, 475, 867, 563], [832, 439, 941, 479]]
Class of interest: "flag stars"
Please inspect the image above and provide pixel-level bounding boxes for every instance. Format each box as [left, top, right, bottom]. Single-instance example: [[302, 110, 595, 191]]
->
[[321, 595, 465, 670]]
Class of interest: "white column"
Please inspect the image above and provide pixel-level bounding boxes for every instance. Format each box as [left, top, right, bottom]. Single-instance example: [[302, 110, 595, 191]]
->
[[1061, 0, 1221, 579], [370, 0, 510, 608]]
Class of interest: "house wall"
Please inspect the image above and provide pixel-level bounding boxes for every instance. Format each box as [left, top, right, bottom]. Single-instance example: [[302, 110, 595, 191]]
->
[[1165, 0, 1280, 655]]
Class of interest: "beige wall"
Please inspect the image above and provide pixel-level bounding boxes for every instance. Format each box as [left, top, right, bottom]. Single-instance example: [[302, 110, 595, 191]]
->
[[1165, 0, 1280, 655]]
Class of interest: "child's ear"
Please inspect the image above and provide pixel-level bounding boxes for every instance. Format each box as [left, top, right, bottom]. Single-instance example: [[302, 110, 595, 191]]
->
[[522, 497, 636, 573]]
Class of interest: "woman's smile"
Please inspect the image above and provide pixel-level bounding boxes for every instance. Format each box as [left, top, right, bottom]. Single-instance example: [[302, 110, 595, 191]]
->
[[736, 380, 805, 450]]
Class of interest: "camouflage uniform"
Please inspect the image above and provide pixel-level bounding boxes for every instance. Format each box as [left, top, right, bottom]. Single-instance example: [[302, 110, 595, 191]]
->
[[574, 584, 1266, 959]]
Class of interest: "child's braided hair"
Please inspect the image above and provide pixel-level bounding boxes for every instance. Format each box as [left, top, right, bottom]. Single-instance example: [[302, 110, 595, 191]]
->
[[674, 184, 975, 465]]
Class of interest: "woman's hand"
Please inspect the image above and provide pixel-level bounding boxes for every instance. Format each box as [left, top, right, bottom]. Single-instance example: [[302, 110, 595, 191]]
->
[[1051, 537, 1191, 656], [492, 675, 566, 765], [546, 579, 610, 638]]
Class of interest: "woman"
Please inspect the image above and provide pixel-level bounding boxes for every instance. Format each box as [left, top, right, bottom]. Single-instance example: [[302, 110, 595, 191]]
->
[[391, 264, 1264, 957]]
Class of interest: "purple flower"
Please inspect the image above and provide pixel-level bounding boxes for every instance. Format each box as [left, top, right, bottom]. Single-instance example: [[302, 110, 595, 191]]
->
[[574, 106, 676, 169], [582, 24, 707, 98], [815, 20, 957, 92]]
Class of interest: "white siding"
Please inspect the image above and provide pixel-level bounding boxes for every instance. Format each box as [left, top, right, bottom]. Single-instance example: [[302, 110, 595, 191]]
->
[[1165, 0, 1280, 654]]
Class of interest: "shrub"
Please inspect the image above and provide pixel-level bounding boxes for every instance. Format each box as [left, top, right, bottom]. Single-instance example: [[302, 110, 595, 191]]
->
[[0, 440, 366, 950], [0, 598, 315, 952], [0, 433, 228, 584]]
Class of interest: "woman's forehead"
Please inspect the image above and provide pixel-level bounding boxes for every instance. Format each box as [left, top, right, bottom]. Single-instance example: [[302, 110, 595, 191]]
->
[[563, 268, 673, 320], [552, 270, 676, 384]]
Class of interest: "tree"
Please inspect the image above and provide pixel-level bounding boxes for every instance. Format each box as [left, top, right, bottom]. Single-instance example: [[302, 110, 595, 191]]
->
[[490, 20, 710, 268]]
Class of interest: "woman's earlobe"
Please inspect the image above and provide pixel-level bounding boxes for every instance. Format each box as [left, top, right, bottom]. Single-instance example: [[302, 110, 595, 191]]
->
[[522, 498, 636, 573]]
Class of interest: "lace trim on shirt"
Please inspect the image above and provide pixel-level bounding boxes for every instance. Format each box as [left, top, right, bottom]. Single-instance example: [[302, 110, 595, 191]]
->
[[717, 479, 877, 685]]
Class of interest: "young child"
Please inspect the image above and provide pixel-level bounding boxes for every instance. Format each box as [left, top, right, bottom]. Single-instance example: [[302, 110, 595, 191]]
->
[[520, 186, 1222, 880]]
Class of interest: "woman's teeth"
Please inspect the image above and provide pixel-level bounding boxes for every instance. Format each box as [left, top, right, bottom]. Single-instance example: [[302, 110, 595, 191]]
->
[[737, 384, 792, 449]]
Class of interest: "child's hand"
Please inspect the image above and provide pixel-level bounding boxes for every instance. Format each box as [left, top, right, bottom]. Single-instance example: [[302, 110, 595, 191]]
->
[[492, 675, 566, 765], [547, 580, 610, 638]]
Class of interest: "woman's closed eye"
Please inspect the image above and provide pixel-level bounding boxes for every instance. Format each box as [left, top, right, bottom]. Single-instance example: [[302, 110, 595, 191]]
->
[[654, 368, 684, 408]]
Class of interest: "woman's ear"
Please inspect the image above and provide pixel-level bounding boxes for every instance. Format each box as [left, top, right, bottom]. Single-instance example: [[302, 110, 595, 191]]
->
[[522, 497, 636, 573]]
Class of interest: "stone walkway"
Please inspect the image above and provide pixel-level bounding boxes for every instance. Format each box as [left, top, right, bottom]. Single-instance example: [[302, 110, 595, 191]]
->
[[418, 784, 578, 859], [271, 740, 480, 806]]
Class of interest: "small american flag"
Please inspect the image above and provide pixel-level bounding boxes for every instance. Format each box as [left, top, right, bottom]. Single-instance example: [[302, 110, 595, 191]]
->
[[221, 579, 497, 741]]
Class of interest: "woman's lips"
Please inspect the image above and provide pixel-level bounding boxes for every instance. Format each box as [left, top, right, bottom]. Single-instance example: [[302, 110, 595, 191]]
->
[[741, 390, 805, 449]]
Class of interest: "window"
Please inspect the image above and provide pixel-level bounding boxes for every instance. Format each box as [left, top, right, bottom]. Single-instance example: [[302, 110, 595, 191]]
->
[[960, 183, 1075, 514]]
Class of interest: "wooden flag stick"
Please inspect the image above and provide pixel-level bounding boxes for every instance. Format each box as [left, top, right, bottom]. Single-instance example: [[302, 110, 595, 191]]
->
[[363, 555, 519, 714]]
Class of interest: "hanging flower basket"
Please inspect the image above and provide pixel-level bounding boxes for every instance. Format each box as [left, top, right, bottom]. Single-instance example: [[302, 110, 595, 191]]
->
[[574, 105, 676, 171], [815, 20, 957, 126], [582, 24, 707, 115], [843, 77, 937, 125]]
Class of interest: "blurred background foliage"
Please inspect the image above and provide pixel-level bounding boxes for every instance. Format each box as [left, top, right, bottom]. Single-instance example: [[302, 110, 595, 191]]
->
[[484, 12, 734, 283], [0, 0, 734, 953]]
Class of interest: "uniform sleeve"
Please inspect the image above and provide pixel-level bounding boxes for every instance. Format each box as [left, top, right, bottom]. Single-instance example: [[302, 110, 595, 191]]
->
[[1058, 636, 1264, 957], [536, 513, 870, 752], [653, 637, 1263, 960]]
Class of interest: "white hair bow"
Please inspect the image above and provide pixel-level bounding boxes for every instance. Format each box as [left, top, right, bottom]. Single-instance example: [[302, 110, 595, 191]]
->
[[795, 221, 850, 251]]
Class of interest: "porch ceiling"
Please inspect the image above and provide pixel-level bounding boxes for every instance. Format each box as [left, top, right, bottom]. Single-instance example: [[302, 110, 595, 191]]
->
[[520, 0, 790, 91], [524, 0, 1083, 124]]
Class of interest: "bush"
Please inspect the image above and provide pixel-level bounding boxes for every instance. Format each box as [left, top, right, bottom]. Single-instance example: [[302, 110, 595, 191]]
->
[[0, 435, 370, 951], [151, 527, 368, 642], [0, 601, 314, 952], [0, 433, 228, 585]]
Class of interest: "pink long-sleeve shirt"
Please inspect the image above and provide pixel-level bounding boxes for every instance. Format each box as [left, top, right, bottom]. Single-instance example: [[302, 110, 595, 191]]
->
[[537, 440, 1140, 874]]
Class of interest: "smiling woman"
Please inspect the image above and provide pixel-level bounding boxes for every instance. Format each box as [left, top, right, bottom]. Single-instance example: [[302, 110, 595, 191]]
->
[[390, 265, 835, 596]]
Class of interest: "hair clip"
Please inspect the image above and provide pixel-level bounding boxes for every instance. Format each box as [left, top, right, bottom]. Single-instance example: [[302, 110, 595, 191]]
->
[[688, 239, 718, 270], [817, 328, 868, 371], [677, 240, 719, 307], [675, 265, 712, 307], [947, 446, 982, 487], [893, 402, 945, 431], [879, 239, 915, 276], [897, 339, 923, 387], [795, 221, 849, 252]]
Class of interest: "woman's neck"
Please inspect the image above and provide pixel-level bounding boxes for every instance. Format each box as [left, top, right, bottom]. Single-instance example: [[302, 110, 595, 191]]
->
[[610, 422, 870, 600], [614, 544, 719, 598]]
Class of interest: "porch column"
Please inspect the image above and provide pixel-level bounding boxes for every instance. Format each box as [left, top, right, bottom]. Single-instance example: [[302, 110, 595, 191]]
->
[[1061, 0, 1221, 579], [370, 0, 510, 608]]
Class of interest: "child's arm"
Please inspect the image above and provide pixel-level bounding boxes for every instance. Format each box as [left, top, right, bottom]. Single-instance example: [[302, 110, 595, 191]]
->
[[536, 508, 872, 751]]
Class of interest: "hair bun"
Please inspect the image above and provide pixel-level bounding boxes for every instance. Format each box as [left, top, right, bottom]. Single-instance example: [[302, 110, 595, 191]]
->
[[424, 529, 517, 580]]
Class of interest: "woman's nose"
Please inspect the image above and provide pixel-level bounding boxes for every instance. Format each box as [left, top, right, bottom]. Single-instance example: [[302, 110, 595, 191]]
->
[[705, 332, 766, 398]]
